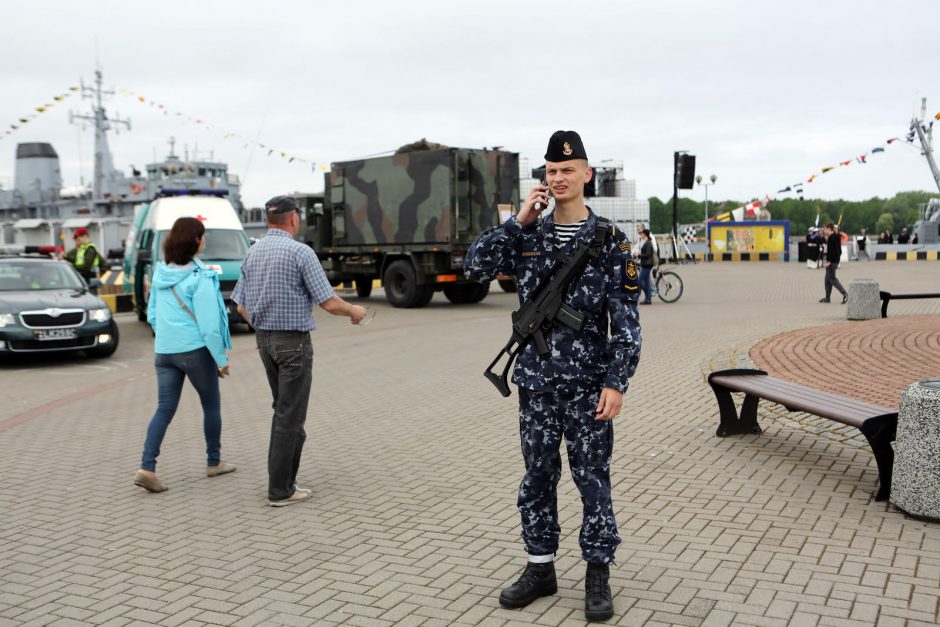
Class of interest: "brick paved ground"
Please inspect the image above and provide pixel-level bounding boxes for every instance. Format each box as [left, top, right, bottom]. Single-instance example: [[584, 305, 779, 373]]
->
[[751, 316, 940, 408], [1, 261, 940, 626]]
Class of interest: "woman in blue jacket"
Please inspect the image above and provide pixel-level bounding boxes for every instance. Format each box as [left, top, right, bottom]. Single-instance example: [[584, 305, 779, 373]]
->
[[134, 217, 234, 493]]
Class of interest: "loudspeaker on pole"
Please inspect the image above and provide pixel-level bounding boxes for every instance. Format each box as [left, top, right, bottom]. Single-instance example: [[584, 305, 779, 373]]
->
[[675, 154, 696, 189]]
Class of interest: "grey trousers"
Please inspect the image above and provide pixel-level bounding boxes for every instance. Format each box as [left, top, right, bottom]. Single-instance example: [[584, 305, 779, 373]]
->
[[825, 263, 847, 299]]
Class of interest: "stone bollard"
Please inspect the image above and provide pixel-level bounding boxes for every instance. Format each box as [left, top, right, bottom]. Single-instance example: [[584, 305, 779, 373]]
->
[[891, 380, 940, 521], [847, 278, 881, 320]]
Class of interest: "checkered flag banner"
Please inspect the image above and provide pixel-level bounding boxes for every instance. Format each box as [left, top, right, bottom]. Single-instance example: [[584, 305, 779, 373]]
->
[[680, 224, 703, 242]]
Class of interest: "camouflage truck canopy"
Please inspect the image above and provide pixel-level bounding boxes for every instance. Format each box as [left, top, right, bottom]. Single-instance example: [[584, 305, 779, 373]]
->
[[326, 148, 519, 247]]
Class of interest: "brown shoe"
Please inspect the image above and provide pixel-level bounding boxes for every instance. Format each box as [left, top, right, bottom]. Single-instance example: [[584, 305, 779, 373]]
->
[[134, 470, 168, 493], [207, 461, 236, 478]]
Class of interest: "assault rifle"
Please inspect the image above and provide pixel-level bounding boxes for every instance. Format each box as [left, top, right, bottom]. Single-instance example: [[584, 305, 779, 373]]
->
[[484, 221, 608, 397]]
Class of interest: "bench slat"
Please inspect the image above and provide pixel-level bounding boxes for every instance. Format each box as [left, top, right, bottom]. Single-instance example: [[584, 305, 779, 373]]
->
[[710, 375, 894, 426], [715, 378, 891, 414], [710, 375, 892, 414], [709, 375, 893, 412]]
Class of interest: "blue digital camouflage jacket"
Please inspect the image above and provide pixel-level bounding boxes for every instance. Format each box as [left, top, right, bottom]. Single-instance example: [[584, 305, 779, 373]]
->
[[466, 209, 641, 394]]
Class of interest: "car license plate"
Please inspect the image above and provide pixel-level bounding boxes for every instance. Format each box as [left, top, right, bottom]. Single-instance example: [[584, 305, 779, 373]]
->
[[35, 328, 78, 341]]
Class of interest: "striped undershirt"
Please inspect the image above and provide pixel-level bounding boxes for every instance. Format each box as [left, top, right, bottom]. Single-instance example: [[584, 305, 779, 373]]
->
[[553, 220, 586, 246]]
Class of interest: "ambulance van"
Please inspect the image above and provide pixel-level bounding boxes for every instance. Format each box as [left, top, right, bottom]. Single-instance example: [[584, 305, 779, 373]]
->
[[124, 193, 250, 324]]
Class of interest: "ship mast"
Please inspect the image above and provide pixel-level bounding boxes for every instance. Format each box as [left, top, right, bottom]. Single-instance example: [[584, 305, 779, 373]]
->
[[912, 97, 940, 194], [69, 69, 130, 200]]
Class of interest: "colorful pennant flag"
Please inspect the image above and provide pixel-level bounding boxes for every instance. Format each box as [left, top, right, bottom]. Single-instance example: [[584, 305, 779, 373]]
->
[[117, 87, 321, 174], [1, 88, 77, 144]]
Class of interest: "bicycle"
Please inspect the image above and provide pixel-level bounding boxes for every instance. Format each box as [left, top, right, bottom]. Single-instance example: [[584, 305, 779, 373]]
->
[[651, 261, 684, 303]]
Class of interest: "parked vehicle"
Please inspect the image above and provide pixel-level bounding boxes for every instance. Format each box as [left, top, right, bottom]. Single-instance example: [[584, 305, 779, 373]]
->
[[123, 192, 250, 323], [0, 251, 119, 357], [301, 145, 519, 308]]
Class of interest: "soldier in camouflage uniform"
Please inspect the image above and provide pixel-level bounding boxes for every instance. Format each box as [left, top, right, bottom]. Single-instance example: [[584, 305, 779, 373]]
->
[[465, 131, 641, 621]]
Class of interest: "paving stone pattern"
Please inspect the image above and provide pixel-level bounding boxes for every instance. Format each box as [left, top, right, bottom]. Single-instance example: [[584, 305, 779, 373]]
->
[[1, 261, 940, 626]]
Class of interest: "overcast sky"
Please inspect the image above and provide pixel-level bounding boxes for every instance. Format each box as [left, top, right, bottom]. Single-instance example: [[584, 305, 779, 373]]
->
[[1, 0, 938, 208]]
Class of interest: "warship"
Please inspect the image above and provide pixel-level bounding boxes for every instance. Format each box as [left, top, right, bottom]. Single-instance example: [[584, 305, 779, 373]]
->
[[0, 69, 244, 255]]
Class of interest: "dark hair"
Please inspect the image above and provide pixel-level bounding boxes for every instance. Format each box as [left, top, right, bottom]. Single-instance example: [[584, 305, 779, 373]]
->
[[825, 222, 835, 230], [163, 217, 205, 265], [642, 229, 651, 238]]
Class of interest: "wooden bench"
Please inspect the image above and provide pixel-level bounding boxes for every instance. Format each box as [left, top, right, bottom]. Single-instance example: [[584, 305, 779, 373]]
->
[[707, 369, 898, 501], [880, 290, 940, 318]]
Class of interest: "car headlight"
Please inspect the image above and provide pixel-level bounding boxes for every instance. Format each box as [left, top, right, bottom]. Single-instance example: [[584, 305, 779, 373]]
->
[[0, 313, 15, 328], [88, 308, 112, 323]]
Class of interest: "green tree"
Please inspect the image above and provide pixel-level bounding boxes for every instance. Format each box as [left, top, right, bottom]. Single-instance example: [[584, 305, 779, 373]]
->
[[876, 213, 895, 234], [645, 190, 934, 235]]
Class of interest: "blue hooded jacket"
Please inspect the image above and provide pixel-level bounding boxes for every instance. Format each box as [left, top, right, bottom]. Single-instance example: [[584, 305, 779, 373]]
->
[[147, 260, 232, 367]]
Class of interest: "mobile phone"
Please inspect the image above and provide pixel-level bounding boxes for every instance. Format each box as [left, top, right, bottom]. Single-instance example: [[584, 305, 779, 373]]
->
[[536, 181, 551, 211]]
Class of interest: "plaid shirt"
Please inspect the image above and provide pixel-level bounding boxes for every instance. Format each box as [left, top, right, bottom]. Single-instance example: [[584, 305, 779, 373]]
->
[[232, 229, 334, 332]]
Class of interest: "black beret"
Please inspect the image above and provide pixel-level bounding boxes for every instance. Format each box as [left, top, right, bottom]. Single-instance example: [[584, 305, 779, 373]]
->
[[544, 130, 588, 162], [265, 195, 298, 215]]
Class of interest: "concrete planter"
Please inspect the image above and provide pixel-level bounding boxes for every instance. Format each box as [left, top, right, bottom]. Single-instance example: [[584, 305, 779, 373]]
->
[[891, 380, 940, 521], [847, 278, 881, 321]]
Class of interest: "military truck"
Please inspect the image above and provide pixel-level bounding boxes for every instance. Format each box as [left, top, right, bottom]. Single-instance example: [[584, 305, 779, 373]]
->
[[301, 144, 519, 308]]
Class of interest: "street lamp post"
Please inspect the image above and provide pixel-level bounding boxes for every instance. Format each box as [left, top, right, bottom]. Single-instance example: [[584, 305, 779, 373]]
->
[[695, 174, 718, 223]]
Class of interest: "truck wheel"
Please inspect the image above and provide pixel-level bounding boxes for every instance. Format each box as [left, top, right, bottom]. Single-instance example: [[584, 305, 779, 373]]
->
[[356, 279, 373, 298], [414, 285, 435, 307], [497, 278, 517, 293], [384, 260, 427, 308], [444, 281, 490, 304]]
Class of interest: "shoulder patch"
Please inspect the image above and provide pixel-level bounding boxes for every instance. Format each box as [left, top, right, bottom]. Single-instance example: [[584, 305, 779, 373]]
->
[[618, 242, 631, 253], [623, 258, 639, 291]]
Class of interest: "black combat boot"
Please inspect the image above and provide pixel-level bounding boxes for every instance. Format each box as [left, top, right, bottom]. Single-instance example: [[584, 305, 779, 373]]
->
[[584, 562, 614, 621], [498, 561, 557, 608]]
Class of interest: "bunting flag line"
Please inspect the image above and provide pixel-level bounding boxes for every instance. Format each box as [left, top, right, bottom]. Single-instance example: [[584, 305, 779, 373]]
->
[[719, 120, 930, 221], [1, 88, 79, 142], [116, 87, 329, 174]]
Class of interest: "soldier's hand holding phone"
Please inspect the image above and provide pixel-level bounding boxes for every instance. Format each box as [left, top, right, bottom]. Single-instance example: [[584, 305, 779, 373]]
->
[[517, 182, 551, 227]]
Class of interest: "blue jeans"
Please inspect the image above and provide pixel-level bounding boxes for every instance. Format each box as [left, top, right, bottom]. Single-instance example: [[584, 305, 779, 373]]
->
[[140, 347, 222, 472], [256, 331, 313, 501], [639, 266, 652, 303]]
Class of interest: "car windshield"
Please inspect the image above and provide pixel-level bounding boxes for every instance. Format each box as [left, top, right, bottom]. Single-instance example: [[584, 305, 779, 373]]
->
[[158, 229, 249, 262], [0, 261, 87, 291]]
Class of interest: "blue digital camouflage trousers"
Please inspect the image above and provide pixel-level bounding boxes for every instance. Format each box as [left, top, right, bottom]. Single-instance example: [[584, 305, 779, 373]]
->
[[517, 386, 620, 564]]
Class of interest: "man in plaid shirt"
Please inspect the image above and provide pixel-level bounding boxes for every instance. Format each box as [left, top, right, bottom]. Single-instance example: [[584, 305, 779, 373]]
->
[[234, 195, 367, 507]]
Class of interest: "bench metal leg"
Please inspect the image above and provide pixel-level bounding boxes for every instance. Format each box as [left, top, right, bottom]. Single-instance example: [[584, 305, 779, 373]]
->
[[709, 369, 766, 437], [860, 414, 898, 502], [880, 291, 891, 318]]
